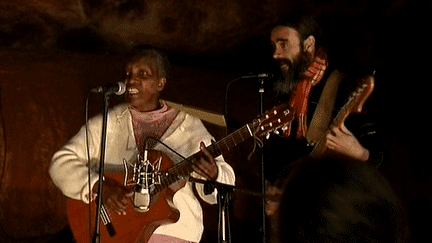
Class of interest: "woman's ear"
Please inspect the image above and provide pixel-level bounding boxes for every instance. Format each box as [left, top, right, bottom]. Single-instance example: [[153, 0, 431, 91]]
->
[[158, 78, 166, 91]]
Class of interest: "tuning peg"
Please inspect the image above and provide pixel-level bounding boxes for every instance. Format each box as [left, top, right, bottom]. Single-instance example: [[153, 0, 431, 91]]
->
[[266, 133, 271, 140]]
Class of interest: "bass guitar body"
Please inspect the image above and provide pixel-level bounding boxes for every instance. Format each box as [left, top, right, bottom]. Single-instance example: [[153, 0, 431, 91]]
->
[[67, 150, 183, 243]]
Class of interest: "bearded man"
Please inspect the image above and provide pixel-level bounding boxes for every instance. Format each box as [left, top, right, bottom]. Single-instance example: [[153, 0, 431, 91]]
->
[[262, 13, 384, 217], [246, 15, 385, 243]]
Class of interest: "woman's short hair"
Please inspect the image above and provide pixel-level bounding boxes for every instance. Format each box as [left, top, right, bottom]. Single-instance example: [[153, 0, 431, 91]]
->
[[124, 44, 171, 79]]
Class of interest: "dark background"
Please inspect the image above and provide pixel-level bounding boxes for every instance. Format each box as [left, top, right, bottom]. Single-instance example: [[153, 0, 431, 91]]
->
[[0, 0, 430, 242]]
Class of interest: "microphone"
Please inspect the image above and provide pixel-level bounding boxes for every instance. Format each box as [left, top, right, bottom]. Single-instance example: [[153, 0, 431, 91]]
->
[[241, 73, 273, 79], [133, 143, 156, 213], [133, 187, 151, 213], [91, 82, 126, 96]]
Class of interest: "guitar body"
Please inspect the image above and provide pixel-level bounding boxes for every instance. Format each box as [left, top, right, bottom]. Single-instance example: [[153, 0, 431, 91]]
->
[[67, 150, 183, 243]]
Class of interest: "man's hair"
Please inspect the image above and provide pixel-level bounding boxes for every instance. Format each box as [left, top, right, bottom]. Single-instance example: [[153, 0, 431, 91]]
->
[[273, 155, 411, 243], [274, 13, 323, 49], [124, 44, 171, 79]]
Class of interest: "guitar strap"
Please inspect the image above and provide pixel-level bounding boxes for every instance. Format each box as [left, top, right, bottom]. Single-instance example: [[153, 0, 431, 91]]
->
[[306, 70, 343, 145]]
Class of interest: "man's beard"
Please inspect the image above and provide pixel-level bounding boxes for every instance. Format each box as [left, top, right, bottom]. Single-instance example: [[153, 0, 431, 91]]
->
[[273, 51, 310, 99]]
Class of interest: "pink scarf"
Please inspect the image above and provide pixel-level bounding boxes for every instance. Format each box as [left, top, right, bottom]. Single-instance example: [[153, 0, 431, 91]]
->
[[130, 100, 178, 153]]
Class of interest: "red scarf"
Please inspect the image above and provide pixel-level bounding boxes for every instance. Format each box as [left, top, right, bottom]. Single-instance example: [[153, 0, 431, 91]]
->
[[286, 49, 328, 139]]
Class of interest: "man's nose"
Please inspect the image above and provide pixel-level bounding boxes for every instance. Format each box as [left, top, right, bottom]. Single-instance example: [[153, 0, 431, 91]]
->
[[273, 48, 282, 59]]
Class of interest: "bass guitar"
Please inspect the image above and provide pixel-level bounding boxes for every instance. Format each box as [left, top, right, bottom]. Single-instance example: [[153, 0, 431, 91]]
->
[[67, 101, 295, 243]]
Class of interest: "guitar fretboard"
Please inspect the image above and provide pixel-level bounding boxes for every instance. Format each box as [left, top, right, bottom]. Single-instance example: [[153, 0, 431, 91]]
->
[[152, 122, 257, 194]]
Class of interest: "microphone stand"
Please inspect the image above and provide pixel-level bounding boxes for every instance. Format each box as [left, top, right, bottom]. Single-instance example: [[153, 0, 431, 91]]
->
[[93, 92, 111, 243], [215, 182, 234, 243], [224, 75, 270, 243], [258, 78, 266, 243], [192, 178, 235, 243]]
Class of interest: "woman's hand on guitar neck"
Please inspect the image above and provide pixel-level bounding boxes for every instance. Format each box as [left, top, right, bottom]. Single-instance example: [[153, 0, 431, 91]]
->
[[92, 177, 134, 215], [192, 142, 219, 181], [324, 123, 370, 161]]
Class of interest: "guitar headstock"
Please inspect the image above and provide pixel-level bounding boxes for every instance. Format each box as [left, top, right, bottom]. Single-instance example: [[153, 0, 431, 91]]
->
[[330, 75, 375, 129], [253, 102, 294, 139], [346, 75, 375, 114]]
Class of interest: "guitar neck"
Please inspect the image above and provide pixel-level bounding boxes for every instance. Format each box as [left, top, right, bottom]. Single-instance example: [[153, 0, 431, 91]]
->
[[311, 76, 375, 156], [208, 122, 257, 157], [328, 96, 353, 129], [152, 122, 257, 193]]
